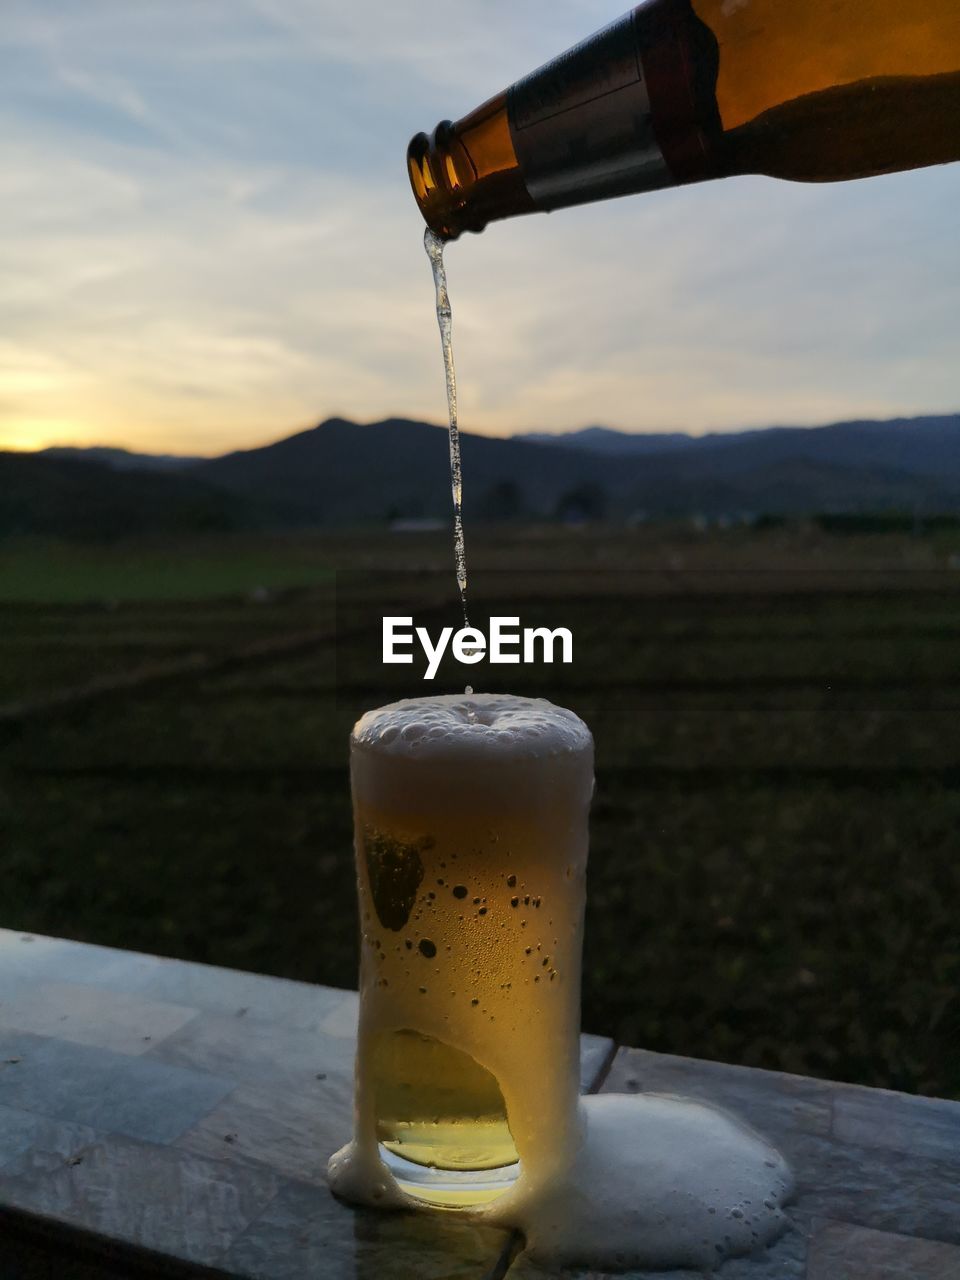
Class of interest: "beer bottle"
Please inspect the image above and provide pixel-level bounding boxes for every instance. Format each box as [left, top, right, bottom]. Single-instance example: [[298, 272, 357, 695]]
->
[[408, 0, 960, 239]]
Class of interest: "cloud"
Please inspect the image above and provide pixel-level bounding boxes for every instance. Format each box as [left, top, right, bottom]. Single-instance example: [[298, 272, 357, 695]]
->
[[439, 160, 960, 432], [0, 0, 957, 452]]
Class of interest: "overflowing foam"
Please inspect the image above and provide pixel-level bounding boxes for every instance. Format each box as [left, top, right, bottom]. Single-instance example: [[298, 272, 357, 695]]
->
[[351, 694, 595, 822], [331, 693, 793, 1273], [352, 692, 593, 762], [489, 1093, 793, 1272]]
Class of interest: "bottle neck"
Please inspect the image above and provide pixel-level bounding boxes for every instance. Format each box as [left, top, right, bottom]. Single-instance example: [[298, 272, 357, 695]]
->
[[408, 0, 722, 240], [507, 3, 721, 213], [407, 99, 536, 242]]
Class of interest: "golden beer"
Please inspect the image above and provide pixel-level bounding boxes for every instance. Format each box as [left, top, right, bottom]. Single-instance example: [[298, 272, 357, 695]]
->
[[346, 693, 593, 1207]]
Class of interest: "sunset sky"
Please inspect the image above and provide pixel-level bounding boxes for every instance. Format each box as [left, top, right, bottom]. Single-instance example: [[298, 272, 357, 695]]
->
[[2, 0, 958, 456]]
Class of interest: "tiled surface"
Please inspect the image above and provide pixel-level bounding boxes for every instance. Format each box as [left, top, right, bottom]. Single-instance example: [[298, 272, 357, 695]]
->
[[152, 1006, 356, 1092], [0, 929, 347, 1028], [0, 929, 604, 1277], [0, 1135, 281, 1267], [0, 981, 198, 1055], [806, 1218, 960, 1279], [832, 1083, 960, 1165], [1, 927, 957, 1279], [0, 1106, 97, 1176], [0, 1031, 233, 1144], [175, 1079, 353, 1185], [221, 1177, 511, 1280], [578, 1033, 614, 1093], [605, 1044, 835, 1139]]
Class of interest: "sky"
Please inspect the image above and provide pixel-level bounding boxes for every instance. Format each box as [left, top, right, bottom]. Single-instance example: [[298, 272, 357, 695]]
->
[[1, 0, 958, 456]]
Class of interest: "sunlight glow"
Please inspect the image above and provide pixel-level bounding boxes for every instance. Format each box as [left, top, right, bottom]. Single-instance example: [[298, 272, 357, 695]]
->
[[0, 1, 957, 455]]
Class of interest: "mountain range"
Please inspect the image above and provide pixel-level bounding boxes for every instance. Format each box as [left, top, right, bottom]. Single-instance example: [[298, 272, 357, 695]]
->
[[2, 413, 957, 538]]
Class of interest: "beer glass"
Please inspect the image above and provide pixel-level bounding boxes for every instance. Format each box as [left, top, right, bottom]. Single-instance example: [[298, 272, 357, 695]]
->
[[346, 693, 593, 1208]]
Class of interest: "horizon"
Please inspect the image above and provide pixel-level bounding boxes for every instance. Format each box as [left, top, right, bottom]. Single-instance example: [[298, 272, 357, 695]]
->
[[11, 407, 958, 461], [2, 1, 959, 454]]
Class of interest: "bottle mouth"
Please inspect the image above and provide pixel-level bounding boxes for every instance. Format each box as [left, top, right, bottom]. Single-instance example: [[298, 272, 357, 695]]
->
[[406, 124, 475, 242], [407, 112, 537, 240]]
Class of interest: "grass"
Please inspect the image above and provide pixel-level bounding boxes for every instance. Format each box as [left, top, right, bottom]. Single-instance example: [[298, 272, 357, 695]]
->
[[0, 535, 337, 603], [1, 525, 958, 1098]]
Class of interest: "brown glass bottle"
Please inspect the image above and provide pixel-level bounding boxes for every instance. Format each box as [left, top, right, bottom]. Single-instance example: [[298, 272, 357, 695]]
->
[[408, 0, 960, 239]]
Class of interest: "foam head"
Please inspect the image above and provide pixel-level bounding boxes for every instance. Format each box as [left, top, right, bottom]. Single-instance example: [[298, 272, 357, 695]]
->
[[351, 693, 594, 819]]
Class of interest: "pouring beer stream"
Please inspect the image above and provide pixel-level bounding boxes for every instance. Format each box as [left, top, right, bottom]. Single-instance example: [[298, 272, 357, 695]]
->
[[424, 228, 469, 632]]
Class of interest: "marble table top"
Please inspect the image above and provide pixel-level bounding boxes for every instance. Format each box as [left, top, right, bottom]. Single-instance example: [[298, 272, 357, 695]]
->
[[0, 928, 957, 1279]]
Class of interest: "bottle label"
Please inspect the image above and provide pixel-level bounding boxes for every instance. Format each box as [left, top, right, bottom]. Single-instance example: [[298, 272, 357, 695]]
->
[[507, 10, 671, 210]]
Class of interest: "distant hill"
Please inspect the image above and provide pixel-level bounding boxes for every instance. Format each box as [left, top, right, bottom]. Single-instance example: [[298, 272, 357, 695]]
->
[[515, 427, 697, 455], [517, 416, 960, 473], [193, 417, 612, 526], [598, 414, 960, 516], [0, 451, 249, 540], [39, 446, 204, 472], [3, 413, 958, 538], [195, 413, 960, 524]]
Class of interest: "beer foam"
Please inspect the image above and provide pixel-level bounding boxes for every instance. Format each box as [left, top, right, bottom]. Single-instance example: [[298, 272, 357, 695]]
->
[[352, 692, 592, 762], [489, 1093, 793, 1272]]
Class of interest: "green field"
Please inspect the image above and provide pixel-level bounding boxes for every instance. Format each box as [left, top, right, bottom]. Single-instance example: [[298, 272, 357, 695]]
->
[[2, 526, 959, 1098]]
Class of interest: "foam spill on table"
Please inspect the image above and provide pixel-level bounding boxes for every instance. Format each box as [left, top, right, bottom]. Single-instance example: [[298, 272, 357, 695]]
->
[[485, 1092, 793, 1271]]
